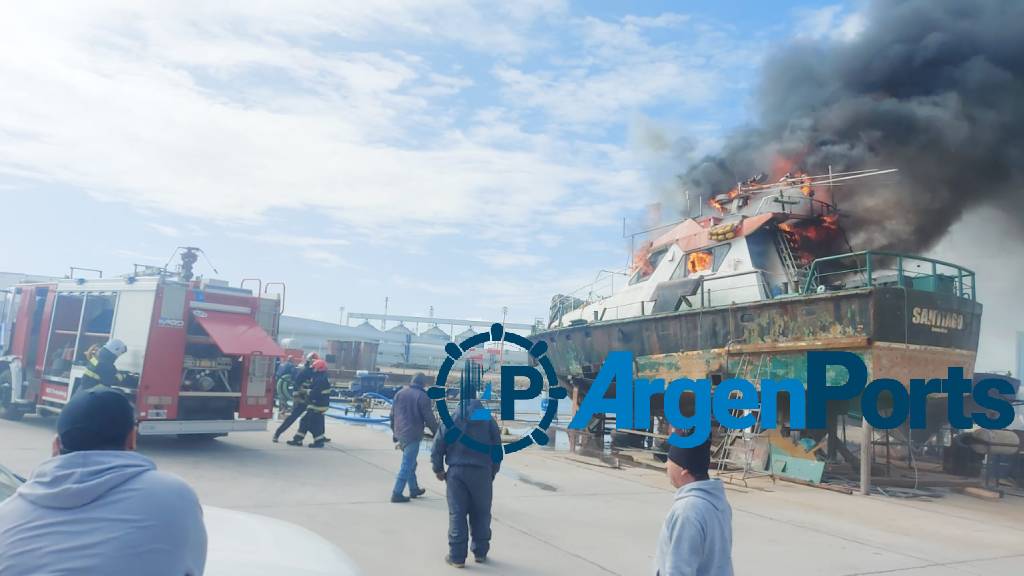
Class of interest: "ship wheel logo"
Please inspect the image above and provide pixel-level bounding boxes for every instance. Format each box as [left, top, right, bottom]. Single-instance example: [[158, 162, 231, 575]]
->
[[429, 323, 567, 463]]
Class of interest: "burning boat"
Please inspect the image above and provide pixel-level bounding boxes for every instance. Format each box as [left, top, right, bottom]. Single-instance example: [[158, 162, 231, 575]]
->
[[536, 168, 983, 477]]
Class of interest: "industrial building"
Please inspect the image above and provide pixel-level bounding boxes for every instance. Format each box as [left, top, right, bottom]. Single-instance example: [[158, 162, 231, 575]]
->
[[278, 313, 532, 370]]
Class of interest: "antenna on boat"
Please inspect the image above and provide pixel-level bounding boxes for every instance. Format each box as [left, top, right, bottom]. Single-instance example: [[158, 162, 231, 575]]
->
[[829, 165, 836, 210]]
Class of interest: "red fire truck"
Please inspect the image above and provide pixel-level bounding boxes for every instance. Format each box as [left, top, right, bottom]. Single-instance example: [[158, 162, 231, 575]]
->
[[0, 259, 285, 437]]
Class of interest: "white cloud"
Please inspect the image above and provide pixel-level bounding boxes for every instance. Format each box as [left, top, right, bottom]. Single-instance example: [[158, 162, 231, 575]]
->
[[230, 233, 350, 248], [493, 13, 744, 127], [475, 249, 547, 270], [794, 5, 867, 42], [835, 12, 867, 42], [0, 2, 646, 245], [494, 61, 716, 126], [300, 248, 350, 269], [622, 13, 691, 29], [114, 249, 165, 262], [147, 223, 181, 237]]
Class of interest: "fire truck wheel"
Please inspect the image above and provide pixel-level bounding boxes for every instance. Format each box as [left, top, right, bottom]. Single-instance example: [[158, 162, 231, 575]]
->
[[0, 368, 25, 421]]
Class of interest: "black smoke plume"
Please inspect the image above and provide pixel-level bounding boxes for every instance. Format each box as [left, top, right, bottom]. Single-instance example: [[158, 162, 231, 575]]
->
[[677, 0, 1024, 252]]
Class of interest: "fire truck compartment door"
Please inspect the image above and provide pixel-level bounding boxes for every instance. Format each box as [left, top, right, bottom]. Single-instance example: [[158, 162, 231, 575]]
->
[[194, 310, 285, 357]]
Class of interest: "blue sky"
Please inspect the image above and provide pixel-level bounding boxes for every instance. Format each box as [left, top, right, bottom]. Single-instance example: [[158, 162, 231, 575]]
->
[[10, 1, 1018, 371], [1, 1, 859, 317]]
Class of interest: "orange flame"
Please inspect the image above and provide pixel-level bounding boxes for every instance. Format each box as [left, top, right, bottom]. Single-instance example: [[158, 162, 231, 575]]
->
[[687, 250, 713, 274], [631, 240, 655, 276], [777, 214, 841, 265], [707, 186, 739, 211]]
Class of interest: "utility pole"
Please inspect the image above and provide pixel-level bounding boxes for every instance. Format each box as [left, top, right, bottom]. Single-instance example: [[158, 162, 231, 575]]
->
[[498, 306, 508, 366], [383, 297, 389, 330], [860, 417, 872, 495], [339, 306, 345, 326]]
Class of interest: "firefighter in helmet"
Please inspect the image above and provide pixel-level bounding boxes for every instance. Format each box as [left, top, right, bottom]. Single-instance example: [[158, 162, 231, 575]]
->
[[273, 352, 329, 443], [287, 359, 331, 448], [77, 339, 127, 395]]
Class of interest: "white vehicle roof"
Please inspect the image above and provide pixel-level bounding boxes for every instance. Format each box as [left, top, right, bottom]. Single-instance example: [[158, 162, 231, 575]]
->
[[203, 506, 361, 576]]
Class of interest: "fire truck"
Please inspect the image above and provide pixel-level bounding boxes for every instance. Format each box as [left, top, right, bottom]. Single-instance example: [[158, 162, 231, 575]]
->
[[0, 251, 285, 436]]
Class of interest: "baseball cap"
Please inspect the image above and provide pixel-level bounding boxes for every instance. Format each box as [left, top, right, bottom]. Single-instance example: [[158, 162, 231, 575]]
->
[[57, 388, 136, 453], [667, 436, 712, 479]]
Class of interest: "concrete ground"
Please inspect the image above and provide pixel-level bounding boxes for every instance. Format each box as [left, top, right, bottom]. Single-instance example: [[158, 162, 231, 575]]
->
[[2, 415, 1023, 576]]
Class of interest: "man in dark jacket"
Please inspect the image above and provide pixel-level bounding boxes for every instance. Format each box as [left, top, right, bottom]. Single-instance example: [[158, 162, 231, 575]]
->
[[286, 359, 331, 448], [389, 373, 438, 503], [431, 396, 501, 568]]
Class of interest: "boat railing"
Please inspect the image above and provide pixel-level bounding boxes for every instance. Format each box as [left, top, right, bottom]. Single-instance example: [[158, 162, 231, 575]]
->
[[802, 251, 976, 300], [549, 269, 628, 321], [750, 194, 837, 219], [560, 270, 778, 324]]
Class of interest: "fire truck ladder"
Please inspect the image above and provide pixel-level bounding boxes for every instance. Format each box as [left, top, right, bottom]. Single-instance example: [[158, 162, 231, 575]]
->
[[715, 353, 775, 486], [775, 230, 806, 294]]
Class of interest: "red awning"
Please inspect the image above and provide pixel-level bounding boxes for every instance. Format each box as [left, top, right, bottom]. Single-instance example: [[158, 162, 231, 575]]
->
[[193, 310, 285, 357]]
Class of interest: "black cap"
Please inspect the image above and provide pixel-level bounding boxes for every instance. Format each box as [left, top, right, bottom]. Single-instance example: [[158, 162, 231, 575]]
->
[[667, 437, 712, 480], [57, 388, 136, 453]]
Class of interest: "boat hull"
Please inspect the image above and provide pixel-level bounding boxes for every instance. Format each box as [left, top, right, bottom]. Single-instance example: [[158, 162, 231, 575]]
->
[[536, 286, 982, 442]]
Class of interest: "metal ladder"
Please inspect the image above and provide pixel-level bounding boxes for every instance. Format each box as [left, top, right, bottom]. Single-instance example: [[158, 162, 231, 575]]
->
[[775, 230, 805, 293], [715, 354, 774, 486]]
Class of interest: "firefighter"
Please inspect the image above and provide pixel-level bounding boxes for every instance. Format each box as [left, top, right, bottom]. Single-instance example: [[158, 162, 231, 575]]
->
[[294, 352, 318, 389], [287, 359, 331, 448], [273, 352, 330, 443], [77, 339, 127, 394]]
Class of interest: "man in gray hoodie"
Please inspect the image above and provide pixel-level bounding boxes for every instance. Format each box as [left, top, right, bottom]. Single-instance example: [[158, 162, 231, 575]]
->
[[0, 388, 207, 575], [654, 437, 734, 576], [389, 372, 438, 503]]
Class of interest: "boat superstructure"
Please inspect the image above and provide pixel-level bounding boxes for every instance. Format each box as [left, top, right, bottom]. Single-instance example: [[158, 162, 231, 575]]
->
[[549, 169, 899, 328]]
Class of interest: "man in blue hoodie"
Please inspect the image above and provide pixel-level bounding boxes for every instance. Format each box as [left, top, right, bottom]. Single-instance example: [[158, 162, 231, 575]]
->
[[0, 388, 207, 576], [654, 438, 734, 576], [431, 395, 501, 568]]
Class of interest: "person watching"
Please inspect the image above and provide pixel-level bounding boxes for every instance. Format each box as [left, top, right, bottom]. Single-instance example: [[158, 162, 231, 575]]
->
[[0, 388, 208, 575], [654, 437, 734, 576], [389, 372, 438, 503]]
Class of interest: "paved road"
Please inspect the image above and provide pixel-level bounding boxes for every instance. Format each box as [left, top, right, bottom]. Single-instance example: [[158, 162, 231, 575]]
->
[[2, 415, 1022, 575]]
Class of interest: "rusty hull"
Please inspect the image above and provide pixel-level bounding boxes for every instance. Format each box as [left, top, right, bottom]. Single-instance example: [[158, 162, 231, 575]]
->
[[538, 286, 982, 388]]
